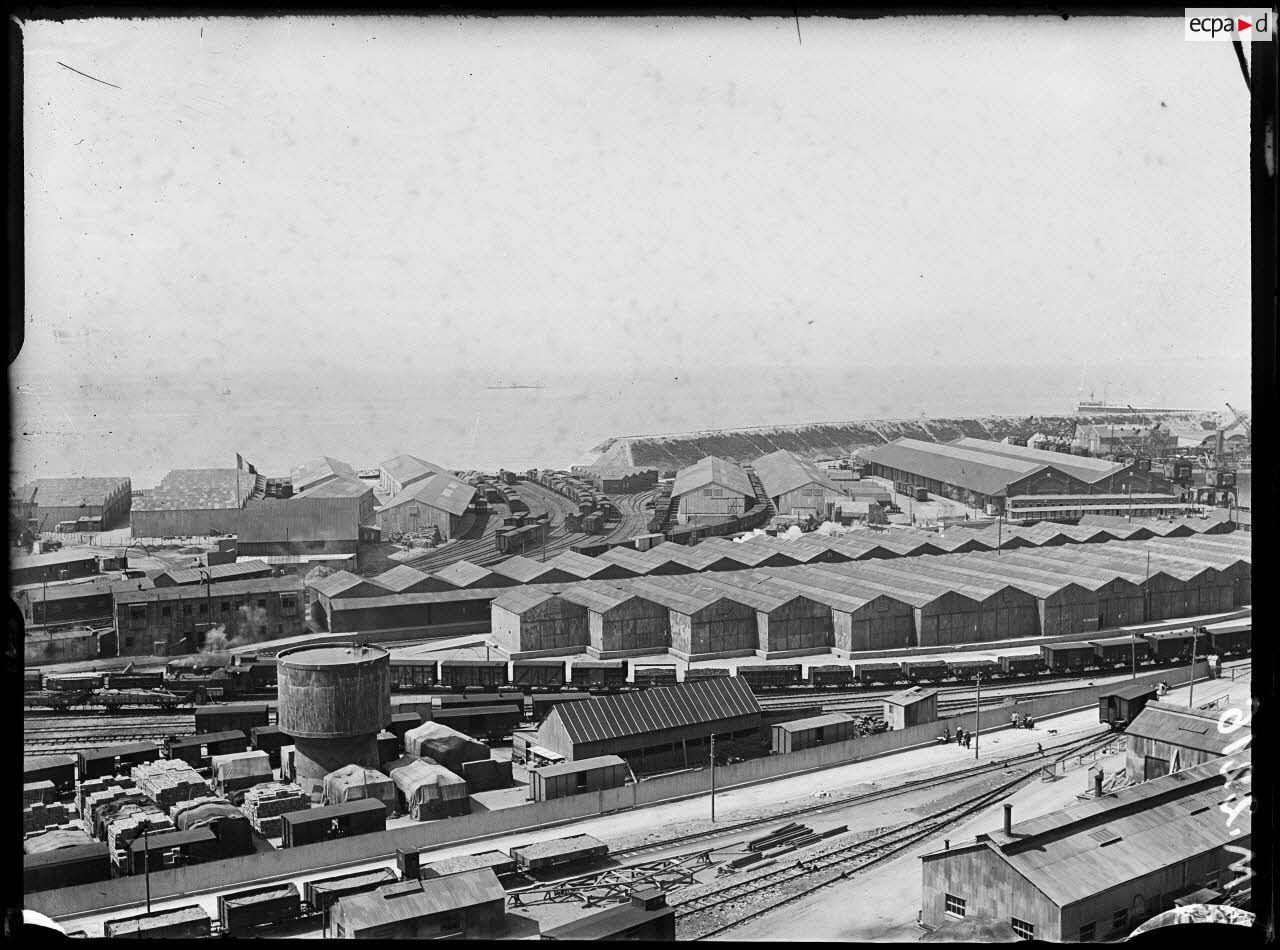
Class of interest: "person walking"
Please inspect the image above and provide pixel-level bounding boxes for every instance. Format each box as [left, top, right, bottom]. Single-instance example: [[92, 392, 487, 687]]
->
[[965, 732, 971, 750], [1037, 742, 1044, 755]]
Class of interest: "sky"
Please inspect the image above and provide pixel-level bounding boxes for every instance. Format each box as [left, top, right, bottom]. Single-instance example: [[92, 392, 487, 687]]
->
[[13, 15, 1253, 480]]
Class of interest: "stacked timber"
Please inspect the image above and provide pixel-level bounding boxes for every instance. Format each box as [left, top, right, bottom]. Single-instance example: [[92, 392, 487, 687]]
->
[[84, 787, 148, 838], [23, 780, 58, 807], [240, 782, 310, 838], [77, 775, 136, 815], [131, 759, 211, 812], [22, 799, 74, 834], [106, 808, 174, 869]]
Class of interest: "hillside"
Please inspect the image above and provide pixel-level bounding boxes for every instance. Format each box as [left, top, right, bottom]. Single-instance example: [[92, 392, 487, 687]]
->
[[582, 412, 1219, 473]]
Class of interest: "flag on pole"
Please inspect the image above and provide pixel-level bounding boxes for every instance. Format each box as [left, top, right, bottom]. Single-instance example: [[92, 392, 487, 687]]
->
[[236, 453, 245, 472]]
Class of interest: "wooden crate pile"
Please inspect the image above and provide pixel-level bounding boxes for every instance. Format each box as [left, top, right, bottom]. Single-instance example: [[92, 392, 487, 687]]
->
[[131, 759, 211, 812], [22, 799, 74, 835], [106, 808, 174, 870], [240, 782, 310, 838], [83, 786, 149, 839]]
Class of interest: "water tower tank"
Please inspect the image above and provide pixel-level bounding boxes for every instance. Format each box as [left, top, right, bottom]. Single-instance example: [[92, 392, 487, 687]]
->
[[277, 645, 391, 800]]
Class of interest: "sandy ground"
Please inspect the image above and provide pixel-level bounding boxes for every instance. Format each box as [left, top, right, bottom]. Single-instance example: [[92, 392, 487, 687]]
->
[[719, 668, 1252, 942]]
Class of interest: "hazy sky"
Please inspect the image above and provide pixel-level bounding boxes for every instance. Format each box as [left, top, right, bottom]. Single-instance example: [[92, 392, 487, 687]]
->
[[19, 15, 1252, 390]]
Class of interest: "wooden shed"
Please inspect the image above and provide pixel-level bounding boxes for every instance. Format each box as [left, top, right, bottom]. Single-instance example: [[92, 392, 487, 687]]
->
[[1124, 700, 1249, 781], [883, 686, 938, 730], [559, 586, 670, 655], [632, 581, 759, 658], [1097, 682, 1157, 729], [771, 712, 858, 753], [529, 754, 630, 801], [692, 576, 833, 655], [489, 589, 589, 655]]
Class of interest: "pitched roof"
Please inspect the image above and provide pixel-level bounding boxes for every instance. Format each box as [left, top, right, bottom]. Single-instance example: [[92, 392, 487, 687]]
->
[[378, 454, 452, 486], [548, 676, 761, 745], [940, 755, 1251, 907], [949, 437, 1129, 484], [135, 469, 255, 511], [543, 550, 612, 579], [374, 564, 445, 593], [672, 456, 754, 499], [310, 570, 389, 598], [858, 439, 1047, 497], [380, 474, 476, 517], [114, 574, 302, 603], [431, 561, 497, 588], [239, 498, 360, 543], [1124, 701, 1248, 756], [332, 869, 505, 931], [752, 450, 844, 498], [158, 560, 273, 586], [293, 475, 373, 501], [488, 555, 579, 585], [595, 547, 660, 574], [290, 457, 356, 491], [24, 477, 130, 509], [490, 587, 568, 614]]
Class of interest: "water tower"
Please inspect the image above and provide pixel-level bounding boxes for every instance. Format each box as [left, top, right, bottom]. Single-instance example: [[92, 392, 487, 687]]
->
[[277, 644, 391, 801]]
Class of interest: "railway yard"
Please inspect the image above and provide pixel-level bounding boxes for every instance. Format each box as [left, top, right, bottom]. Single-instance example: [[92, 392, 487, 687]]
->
[[18, 464, 1254, 941]]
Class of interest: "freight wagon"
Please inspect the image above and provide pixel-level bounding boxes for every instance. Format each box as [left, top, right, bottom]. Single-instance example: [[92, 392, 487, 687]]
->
[[432, 704, 523, 741], [437, 690, 525, 709], [1204, 620, 1251, 657], [44, 671, 105, 691], [439, 659, 510, 691], [808, 665, 854, 688], [106, 670, 166, 691], [195, 702, 270, 735], [1040, 641, 1099, 672], [1090, 636, 1152, 669], [23, 670, 42, 691], [1143, 628, 1201, 664], [683, 667, 732, 684], [105, 905, 212, 939], [945, 658, 999, 682], [303, 868, 398, 923], [389, 658, 440, 691], [899, 660, 950, 683], [510, 834, 609, 872], [997, 653, 1045, 677], [736, 664, 803, 690], [218, 882, 303, 934], [569, 659, 629, 692], [852, 661, 903, 686], [511, 658, 567, 691], [631, 666, 677, 688]]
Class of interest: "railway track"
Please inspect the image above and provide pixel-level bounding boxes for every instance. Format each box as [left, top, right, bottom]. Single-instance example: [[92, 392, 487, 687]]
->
[[671, 731, 1117, 939]]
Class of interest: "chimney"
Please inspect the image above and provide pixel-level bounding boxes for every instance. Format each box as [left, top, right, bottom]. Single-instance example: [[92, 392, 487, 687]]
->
[[396, 848, 420, 881], [1095, 770, 1104, 797], [944, 839, 950, 850], [1003, 804, 1013, 834]]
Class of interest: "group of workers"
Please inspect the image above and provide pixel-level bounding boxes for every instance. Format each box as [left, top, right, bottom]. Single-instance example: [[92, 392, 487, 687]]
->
[[1011, 712, 1036, 730], [941, 725, 974, 749]]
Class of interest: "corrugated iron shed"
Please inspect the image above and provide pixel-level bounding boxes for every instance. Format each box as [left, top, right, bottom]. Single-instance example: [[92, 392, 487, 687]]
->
[[1124, 701, 1247, 756], [858, 439, 1046, 497], [549, 677, 761, 746], [536, 754, 628, 779], [239, 498, 360, 543], [752, 450, 845, 497], [949, 437, 1128, 484], [378, 454, 452, 486], [671, 456, 754, 499], [290, 457, 357, 491], [491, 587, 565, 614], [380, 474, 476, 518], [885, 687, 939, 706], [21, 476, 130, 508], [294, 475, 372, 501], [114, 575, 302, 604], [135, 469, 254, 511], [776, 712, 855, 732], [158, 560, 273, 586]]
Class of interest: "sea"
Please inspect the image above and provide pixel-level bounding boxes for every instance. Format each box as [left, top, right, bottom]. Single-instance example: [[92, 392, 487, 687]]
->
[[10, 360, 1249, 488]]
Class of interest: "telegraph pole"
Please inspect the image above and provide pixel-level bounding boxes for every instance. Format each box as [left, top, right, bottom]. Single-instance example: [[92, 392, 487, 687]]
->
[[710, 734, 717, 821], [1188, 627, 1200, 709], [143, 822, 152, 914], [973, 670, 981, 760]]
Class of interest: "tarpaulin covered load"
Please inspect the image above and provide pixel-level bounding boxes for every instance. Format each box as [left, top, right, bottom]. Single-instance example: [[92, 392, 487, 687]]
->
[[24, 826, 97, 854], [402, 721, 489, 774], [170, 796, 253, 855], [211, 751, 272, 797], [387, 756, 469, 821], [321, 765, 397, 814], [461, 758, 511, 792]]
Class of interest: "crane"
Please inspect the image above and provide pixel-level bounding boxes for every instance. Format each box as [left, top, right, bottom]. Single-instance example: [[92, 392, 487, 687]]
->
[[1224, 402, 1251, 439]]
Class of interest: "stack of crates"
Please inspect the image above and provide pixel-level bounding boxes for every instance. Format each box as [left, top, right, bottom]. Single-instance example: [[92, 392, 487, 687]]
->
[[240, 782, 310, 838], [131, 759, 212, 812]]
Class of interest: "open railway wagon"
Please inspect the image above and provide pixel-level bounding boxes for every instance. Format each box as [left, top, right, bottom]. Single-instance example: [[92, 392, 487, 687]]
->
[[568, 659, 629, 692], [43, 671, 106, 691], [899, 659, 950, 684], [1089, 635, 1152, 670], [944, 658, 998, 682], [1039, 641, 1098, 673], [218, 882, 307, 936], [195, 702, 270, 735], [996, 653, 1045, 678], [631, 665, 677, 688], [684, 667, 732, 685], [808, 664, 855, 688], [104, 905, 212, 939], [437, 689, 525, 709], [389, 657, 440, 691], [852, 661, 904, 686], [1204, 620, 1251, 657], [304, 868, 399, 928], [511, 658, 568, 691], [510, 834, 610, 873], [106, 670, 166, 690], [439, 659, 510, 691], [736, 664, 804, 691]]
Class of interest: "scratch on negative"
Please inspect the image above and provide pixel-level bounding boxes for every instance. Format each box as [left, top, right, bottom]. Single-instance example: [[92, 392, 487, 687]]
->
[[57, 61, 122, 90]]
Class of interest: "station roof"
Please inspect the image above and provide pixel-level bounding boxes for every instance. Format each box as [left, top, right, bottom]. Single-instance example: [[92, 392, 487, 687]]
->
[[859, 439, 1048, 497], [239, 498, 360, 543], [542, 550, 614, 579], [12, 549, 99, 570], [752, 450, 845, 498], [374, 564, 446, 593], [949, 437, 1129, 484], [924, 756, 1250, 908], [21, 476, 130, 508], [158, 560, 273, 586], [547, 677, 761, 746], [671, 456, 754, 499], [114, 574, 302, 603], [378, 454, 453, 486], [594, 546, 660, 574], [380, 473, 476, 517], [1125, 701, 1248, 756], [290, 456, 357, 490], [135, 469, 255, 511]]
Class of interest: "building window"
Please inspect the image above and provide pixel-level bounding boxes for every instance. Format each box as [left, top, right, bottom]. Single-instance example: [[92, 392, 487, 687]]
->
[[258, 599, 267, 609], [1010, 918, 1035, 940], [198, 602, 208, 615], [183, 603, 192, 615], [128, 605, 147, 627], [944, 894, 966, 918], [439, 913, 461, 934], [1078, 922, 1095, 941], [161, 605, 171, 618], [221, 601, 231, 613]]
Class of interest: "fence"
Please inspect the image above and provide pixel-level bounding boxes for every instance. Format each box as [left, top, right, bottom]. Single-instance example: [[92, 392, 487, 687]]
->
[[28, 660, 1210, 920]]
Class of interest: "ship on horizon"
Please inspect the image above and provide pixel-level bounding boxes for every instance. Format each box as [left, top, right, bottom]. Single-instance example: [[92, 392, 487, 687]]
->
[[485, 382, 546, 390]]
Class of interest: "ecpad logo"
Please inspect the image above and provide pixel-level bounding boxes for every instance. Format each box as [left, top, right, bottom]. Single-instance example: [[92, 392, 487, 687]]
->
[[1186, 8, 1273, 40]]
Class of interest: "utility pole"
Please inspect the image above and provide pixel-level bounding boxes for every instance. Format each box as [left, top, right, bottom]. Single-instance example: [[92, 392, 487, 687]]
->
[[710, 734, 717, 821], [143, 822, 152, 914], [1188, 627, 1200, 710], [996, 514, 1002, 555], [199, 569, 213, 647], [973, 669, 981, 760]]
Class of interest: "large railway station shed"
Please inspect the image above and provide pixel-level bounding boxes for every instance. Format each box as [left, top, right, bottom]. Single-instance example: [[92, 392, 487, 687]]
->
[[919, 755, 1250, 942], [376, 453, 452, 498], [534, 676, 763, 769], [11, 476, 132, 531], [376, 474, 475, 540], [490, 588, 589, 655], [860, 437, 1176, 516], [681, 572, 834, 654], [752, 450, 847, 516], [560, 584, 671, 655], [671, 455, 756, 525], [629, 579, 759, 658], [1124, 701, 1251, 782], [131, 468, 257, 538]]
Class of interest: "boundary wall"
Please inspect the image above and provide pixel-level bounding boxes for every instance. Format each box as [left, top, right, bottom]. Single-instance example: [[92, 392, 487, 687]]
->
[[28, 660, 1209, 920]]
